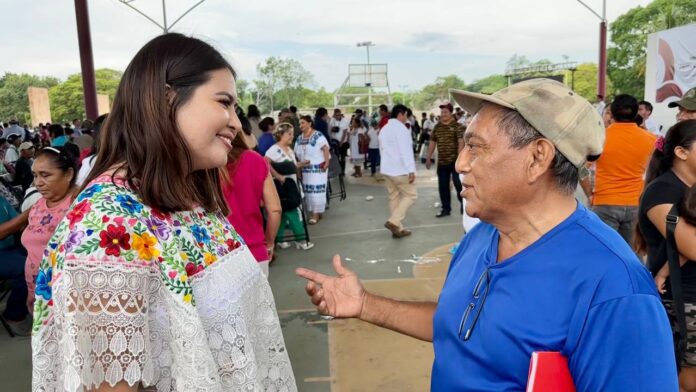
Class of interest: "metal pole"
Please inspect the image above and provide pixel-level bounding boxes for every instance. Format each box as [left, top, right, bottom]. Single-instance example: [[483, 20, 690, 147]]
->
[[598, 20, 607, 99], [74, 0, 98, 120], [366, 46, 372, 114], [162, 0, 168, 32]]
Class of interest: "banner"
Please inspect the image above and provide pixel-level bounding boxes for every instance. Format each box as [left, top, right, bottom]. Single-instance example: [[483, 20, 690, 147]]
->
[[645, 23, 696, 133]]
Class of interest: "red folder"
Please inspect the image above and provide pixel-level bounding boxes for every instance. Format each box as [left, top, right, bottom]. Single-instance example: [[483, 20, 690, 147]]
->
[[526, 352, 576, 392]]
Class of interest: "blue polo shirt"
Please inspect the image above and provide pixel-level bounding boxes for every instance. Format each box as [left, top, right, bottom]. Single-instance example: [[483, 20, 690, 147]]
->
[[432, 203, 677, 391]]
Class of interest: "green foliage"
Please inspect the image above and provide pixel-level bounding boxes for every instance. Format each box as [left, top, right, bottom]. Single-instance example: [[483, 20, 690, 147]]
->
[[49, 68, 122, 123], [608, 0, 696, 98], [301, 87, 334, 109], [410, 75, 466, 110], [466, 75, 508, 94], [256, 57, 314, 112], [0, 73, 59, 123], [565, 63, 614, 101]]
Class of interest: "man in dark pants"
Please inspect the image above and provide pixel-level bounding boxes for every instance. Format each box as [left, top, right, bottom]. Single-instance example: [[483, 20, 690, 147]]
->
[[426, 102, 465, 217]]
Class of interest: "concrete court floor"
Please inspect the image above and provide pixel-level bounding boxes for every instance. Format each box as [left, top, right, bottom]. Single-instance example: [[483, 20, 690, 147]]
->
[[0, 162, 465, 391]]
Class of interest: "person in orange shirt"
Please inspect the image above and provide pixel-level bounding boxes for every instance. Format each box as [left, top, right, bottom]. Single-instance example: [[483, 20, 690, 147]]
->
[[593, 94, 656, 244]]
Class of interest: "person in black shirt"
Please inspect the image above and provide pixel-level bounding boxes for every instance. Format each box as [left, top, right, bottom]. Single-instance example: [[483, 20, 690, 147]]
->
[[636, 119, 696, 388], [13, 142, 35, 191]]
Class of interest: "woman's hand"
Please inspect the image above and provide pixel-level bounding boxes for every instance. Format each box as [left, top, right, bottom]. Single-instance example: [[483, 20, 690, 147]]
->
[[655, 274, 667, 294], [276, 175, 286, 184]]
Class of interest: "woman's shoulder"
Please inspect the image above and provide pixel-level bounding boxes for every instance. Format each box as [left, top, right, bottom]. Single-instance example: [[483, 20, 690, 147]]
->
[[644, 171, 684, 196], [641, 171, 686, 210]]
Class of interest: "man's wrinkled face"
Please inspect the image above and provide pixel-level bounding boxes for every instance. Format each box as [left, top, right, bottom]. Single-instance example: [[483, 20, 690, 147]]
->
[[455, 105, 533, 221]]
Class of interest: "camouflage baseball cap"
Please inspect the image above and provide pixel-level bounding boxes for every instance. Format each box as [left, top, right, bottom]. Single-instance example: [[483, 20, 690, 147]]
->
[[450, 78, 605, 168], [668, 87, 696, 111]]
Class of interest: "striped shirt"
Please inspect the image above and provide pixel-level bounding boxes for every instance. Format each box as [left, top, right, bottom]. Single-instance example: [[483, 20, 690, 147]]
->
[[431, 120, 464, 165]]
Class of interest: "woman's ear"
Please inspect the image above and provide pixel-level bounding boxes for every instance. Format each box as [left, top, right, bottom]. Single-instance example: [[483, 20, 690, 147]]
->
[[675, 146, 689, 161], [165, 84, 176, 105]]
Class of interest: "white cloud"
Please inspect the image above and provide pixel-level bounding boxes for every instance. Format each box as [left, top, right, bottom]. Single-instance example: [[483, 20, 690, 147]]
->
[[2, 0, 652, 91]]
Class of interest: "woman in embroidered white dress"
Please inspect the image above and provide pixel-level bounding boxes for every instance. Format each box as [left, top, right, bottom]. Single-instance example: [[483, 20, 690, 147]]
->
[[293, 115, 330, 225], [348, 117, 367, 177], [31, 33, 296, 392]]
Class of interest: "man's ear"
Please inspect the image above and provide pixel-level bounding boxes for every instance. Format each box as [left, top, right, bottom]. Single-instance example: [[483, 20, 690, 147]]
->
[[527, 138, 556, 184]]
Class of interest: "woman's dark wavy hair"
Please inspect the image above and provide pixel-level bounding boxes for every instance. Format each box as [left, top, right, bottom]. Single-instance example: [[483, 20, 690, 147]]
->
[[81, 33, 235, 214], [634, 119, 696, 254]]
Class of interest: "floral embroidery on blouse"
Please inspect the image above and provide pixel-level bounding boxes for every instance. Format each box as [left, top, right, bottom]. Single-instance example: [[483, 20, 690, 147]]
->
[[32, 175, 246, 331]]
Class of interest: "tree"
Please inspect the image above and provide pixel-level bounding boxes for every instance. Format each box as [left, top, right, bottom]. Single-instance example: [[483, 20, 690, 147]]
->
[[49, 68, 122, 123], [0, 73, 60, 123], [466, 75, 508, 94], [302, 87, 334, 109], [608, 0, 696, 98], [235, 79, 255, 111], [564, 63, 614, 101], [256, 57, 314, 112], [412, 75, 466, 109]]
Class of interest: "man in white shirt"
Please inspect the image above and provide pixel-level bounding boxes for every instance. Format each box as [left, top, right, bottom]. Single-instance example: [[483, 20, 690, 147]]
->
[[638, 100, 661, 135], [379, 104, 417, 238], [329, 108, 350, 173], [594, 95, 606, 116]]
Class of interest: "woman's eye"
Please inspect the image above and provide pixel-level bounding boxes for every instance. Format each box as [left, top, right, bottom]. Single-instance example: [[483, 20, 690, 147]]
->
[[219, 100, 232, 108]]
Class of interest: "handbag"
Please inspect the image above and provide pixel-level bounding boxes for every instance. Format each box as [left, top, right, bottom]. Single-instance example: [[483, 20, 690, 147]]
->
[[274, 177, 302, 211]]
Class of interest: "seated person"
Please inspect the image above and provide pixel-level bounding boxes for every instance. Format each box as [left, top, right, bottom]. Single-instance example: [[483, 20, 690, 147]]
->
[[0, 195, 30, 336]]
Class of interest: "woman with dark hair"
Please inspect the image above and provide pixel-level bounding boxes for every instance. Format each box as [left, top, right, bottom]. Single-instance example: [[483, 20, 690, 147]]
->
[[237, 105, 258, 150], [22, 146, 77, 310], [294, 115, 330, 224], [222, 131, 282, 277], [48, 124, 68, 147], [247, 104, 262, 139], [314, 107, 329, 139], [256, 116, 276, 156], [31, 33, 296, 391], [636, 119, 696, 390]]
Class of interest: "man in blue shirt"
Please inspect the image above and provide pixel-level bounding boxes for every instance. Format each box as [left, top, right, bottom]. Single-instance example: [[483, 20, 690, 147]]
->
[[296, 79, 678, 390]]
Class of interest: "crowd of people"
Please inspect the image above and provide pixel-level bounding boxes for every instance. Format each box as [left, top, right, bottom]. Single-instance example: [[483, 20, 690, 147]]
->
[[1, 31, 696, 391]]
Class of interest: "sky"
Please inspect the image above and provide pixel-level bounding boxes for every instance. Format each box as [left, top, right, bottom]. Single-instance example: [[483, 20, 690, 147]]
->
[[3, 0, 653, 92]]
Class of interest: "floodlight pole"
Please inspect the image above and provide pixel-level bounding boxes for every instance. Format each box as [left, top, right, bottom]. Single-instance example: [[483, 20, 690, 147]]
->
[[357, 41, 375, 114], [576, 0, 607, 99]]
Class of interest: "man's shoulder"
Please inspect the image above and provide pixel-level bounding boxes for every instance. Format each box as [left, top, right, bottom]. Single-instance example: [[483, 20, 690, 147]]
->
[[570, 212, 658, 300]]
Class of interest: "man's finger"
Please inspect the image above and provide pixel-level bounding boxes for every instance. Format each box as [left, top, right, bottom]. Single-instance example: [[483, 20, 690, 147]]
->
[[332, 255, 350, 276], [311, 289, 324, 305], [306, 281, 317, 296], [296, 267, 328, 284], [317, 300, 329, 315]]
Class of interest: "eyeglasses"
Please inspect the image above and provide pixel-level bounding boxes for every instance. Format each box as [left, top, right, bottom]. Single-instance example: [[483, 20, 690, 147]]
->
[[458, 268, 490, 341]]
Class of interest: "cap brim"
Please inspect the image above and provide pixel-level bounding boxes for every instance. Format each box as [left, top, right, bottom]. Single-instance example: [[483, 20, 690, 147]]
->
[[668, 100, 696, 110], [449, 89, 515, 115]]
